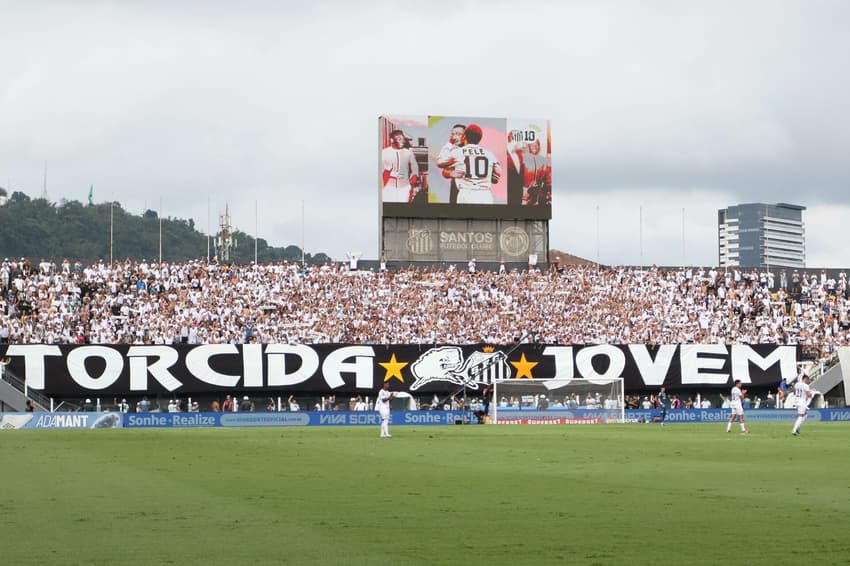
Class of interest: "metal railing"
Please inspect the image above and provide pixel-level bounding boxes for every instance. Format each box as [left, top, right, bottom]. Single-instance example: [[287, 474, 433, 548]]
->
[[809, 353, 840, 383], [1, 368, 51, 411]]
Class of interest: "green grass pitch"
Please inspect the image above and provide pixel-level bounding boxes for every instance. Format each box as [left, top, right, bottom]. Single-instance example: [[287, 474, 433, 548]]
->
[[2, 423, 849, 565]]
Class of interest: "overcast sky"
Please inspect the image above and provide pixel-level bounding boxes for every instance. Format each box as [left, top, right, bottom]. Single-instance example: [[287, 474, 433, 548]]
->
[[1, 0, 848, 266]]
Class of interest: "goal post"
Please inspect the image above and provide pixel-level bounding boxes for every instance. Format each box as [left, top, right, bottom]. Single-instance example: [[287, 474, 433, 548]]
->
[[491, 378, 625, 424]]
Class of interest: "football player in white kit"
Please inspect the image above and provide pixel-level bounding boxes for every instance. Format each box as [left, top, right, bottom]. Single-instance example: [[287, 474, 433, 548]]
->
[[522, 139, 549, 205], [381, 129, 420, 203], [791, 374, 813, 436], [726, 379, 748, 433], [376, 381, 397, 438], [443, 124, 502, 204], [436, 123, 465, 204]]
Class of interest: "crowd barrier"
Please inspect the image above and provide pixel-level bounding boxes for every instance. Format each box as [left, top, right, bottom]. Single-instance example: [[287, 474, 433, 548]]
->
[[2, 408, 850, 430]]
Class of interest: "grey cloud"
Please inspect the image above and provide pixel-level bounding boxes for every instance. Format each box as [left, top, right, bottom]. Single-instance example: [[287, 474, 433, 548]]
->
[[1, 1, 849, 265]]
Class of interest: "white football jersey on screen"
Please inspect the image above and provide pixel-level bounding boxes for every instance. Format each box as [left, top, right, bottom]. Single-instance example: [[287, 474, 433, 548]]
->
[[449, 144, 499, 192]]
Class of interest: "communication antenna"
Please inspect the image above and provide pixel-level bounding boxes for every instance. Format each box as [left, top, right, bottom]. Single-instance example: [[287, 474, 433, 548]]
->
[[42, 161, 48, 200], [216, 202, 235, 262]]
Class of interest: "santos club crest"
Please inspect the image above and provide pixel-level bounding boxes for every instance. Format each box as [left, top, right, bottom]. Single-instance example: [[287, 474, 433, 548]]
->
[[409, 346, 512, 391]]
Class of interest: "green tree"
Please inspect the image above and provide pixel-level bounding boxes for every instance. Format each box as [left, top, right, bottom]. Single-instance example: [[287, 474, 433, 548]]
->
[[0, 191, 325, 264]]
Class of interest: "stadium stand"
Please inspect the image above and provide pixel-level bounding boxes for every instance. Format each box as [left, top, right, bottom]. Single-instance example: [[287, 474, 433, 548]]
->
[[0, 259, 847, 359]]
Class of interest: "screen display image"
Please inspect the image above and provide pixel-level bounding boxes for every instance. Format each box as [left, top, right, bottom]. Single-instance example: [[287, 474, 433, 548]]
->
[[379, 115, 551, 220], [379, 115, 429, 205]]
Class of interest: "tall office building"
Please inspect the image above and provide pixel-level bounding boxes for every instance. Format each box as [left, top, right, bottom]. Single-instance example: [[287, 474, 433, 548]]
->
[[718, 203, 805, 268]]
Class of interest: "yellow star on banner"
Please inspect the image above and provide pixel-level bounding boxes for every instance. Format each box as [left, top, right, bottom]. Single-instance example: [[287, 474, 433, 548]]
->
[[379, 354, 408, 383], [510, 353, 538, 379]]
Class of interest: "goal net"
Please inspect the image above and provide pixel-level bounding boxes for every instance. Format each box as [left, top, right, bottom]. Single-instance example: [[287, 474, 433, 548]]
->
[[491, 378, 625, 424]]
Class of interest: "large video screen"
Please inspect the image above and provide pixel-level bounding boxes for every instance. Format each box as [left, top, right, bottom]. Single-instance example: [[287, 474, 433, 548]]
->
[[379, 115, 552, 220]]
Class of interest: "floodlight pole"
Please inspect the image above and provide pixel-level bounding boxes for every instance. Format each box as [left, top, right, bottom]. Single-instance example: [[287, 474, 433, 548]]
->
[[639, 206, 643, 272], [596, 205, 600, 271], [110, 198, 114, 265], [681, 207, 685, 269]]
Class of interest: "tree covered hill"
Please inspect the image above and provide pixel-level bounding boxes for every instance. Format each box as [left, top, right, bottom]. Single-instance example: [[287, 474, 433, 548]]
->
[[0, 190, 328, 264]]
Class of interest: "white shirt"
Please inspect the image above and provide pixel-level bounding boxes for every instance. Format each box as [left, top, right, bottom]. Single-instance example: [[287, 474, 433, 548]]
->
[[376, 388, 393, 413], [730, 386, 743, 404], [381, 147, 419, 190], [795, 380, 811, 408], [437, 141, 458, 167], [448, 144, 500, 192]]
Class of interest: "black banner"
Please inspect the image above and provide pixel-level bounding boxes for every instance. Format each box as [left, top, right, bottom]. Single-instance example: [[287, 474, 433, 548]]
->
[[2, 343, 798, 396]]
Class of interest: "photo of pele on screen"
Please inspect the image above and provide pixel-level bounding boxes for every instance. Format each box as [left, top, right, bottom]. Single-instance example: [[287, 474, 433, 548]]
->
[[428, 116, 506, 205], [505, 118, 551, 207]]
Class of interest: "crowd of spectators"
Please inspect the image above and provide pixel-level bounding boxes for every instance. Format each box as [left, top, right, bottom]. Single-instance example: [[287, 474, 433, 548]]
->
[[0, 257, 848, 366]]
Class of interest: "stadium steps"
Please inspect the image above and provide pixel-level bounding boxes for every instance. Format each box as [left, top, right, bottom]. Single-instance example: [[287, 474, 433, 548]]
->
[[0, 377, 29, 411], [0, 369, 50, 412], [810, 363, 843, 398]]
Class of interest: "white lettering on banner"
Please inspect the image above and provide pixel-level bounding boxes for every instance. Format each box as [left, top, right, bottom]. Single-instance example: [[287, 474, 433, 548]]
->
[[627, 344, 677, 386], [348, 412, 379, 425], [243, 344, 264, 388], [699, 410, 727, 422], [5, 345, 62, 390], [67, 346, 123, 390], [6, 343, 799, 393], [542, 346, 574, 379], [405, 412, 446, 424], [35, 414, 88, 428], [666, 412, 696, 422], [680, 345, 729, 384], [185, 345, 240, 387], [575, 345, 626, 379], [172, 414, 216, 427], [322, 346, 376, 389], [266, 344, 320, 386], [127, 346, 182, 392], [128, 414, 168, 426], [731, 345, 795, 383], [320, 414, 347, 425]]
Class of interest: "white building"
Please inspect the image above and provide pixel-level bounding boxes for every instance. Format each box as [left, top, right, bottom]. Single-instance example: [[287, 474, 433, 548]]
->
[[718, 203, 805, 268]]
